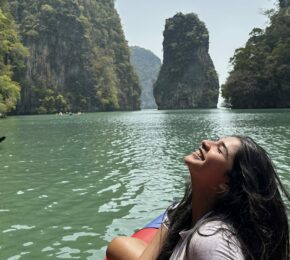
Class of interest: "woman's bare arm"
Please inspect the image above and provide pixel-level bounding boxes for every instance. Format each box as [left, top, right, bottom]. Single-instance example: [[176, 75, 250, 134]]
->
[[106, 225, 168, 260], [138, 224, 168, 260]]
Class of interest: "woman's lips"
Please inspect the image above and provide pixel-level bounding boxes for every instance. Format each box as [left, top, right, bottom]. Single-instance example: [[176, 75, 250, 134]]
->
[[193, 151, 202, 160], [193, 149, 205, 161]]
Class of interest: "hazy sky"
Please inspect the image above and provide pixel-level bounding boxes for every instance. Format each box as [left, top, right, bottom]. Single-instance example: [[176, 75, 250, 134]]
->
[[115, 0, 277, 84]]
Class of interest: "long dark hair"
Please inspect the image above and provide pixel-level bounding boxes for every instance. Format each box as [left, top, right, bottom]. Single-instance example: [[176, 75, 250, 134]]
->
[[157, 136, 290, 260]]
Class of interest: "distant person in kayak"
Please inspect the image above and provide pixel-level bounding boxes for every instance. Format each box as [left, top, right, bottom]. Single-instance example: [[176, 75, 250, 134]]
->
[[106, 136, 290, 260]]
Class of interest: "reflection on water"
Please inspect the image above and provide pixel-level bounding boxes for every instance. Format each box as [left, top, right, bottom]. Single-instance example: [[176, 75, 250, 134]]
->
[[0, 109, 290, 259]]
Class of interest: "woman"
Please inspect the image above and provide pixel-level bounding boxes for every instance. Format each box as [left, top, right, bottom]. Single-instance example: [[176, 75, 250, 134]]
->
[[106, 136, 290, 260]]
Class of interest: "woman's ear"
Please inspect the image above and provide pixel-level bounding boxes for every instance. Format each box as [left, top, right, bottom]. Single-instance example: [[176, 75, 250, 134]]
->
[[217, 183, 229, 194]]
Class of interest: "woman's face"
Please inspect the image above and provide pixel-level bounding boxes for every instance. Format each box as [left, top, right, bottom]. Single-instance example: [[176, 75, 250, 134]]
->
[[184, 137, 241, 193]]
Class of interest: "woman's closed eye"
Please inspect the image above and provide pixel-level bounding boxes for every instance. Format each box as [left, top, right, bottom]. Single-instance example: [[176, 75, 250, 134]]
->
[[219, 143, 229, 159]]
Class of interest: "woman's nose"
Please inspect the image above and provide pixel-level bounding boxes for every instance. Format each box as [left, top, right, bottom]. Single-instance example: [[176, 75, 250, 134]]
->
[[201, 140, 211, 151]]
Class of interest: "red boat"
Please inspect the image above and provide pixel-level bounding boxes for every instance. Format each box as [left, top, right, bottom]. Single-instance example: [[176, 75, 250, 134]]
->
[[131, 213, 164, 243]]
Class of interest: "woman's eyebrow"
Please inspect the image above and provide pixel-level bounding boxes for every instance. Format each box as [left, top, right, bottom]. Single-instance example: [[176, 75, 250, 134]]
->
[[221, 141, 229, 159]]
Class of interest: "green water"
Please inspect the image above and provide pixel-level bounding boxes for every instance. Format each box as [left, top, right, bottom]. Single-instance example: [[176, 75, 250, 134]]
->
[[1, 109, 290, 259]]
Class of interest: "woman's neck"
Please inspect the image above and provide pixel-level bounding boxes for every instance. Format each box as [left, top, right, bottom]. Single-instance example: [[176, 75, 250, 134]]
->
[[191, 187, 215, 224]]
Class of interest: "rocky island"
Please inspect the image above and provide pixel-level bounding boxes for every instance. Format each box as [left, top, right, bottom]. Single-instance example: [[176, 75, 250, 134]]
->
[[222, 0, 290, 108], [154, 13, 219, 109]]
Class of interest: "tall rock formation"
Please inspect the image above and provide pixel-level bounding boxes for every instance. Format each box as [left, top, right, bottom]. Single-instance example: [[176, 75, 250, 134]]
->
[[154, 13, 219, 109], [130, 46, 161, 109], [8, 0, 140, 114]]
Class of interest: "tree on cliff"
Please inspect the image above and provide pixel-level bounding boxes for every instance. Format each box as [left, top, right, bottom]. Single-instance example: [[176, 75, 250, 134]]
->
[[153, 13, 219, 109], [222, 1, 290, 108], [279, 0, 289, 8], [8, 0, 140, 114], [0, 2, 28, 116]]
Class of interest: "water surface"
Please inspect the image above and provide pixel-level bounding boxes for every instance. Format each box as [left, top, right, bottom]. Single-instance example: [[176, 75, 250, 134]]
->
[[0, 109, 290, 259]]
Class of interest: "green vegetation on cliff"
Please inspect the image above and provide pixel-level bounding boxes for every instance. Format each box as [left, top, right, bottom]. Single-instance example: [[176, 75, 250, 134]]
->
[[222, 0, 290, 108], [154, 13, 219, 109], [8, 0, 140, 114], [130, 46, 161, 109], [0, 1, 28, 116]]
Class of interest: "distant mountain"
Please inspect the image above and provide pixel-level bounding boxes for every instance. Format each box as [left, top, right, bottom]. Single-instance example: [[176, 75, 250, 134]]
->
[[154, 13, 219, 109], [8, 0, 141, 114], [130, 46, 161, 109]]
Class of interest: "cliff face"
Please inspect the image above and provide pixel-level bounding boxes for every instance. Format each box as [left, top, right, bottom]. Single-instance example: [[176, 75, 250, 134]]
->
[[154, 13, 219, 109], [0, 1, 28, 116], [130, 46, 161, 109], [9, 0, 140, 114]]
